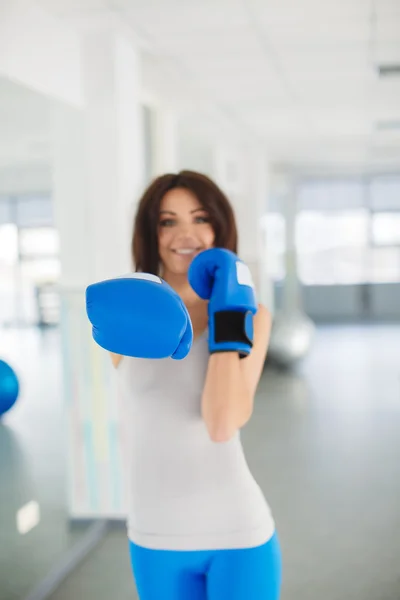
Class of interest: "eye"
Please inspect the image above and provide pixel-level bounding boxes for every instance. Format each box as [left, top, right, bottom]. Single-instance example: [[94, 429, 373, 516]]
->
[[195, 215, 210, 224], [159, 219, 175, 227]]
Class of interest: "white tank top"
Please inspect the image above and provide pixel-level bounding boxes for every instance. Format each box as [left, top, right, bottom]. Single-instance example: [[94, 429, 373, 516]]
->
[[117, 330, 275, 551]]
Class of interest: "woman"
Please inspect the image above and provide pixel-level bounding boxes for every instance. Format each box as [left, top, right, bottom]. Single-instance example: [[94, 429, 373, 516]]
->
[[103, 171, 281, 599]]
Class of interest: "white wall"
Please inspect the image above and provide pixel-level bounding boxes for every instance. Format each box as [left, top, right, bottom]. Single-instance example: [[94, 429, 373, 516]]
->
[[0, 164, 52, 195]]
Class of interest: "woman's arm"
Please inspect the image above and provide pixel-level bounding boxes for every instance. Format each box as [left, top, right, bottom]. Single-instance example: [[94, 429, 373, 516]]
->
[[110, 352, 123, 368], [201, 304, 272, 443]]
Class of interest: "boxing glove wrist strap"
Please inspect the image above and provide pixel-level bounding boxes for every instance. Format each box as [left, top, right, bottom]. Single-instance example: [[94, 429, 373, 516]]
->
[[212, 310, 253, 356]]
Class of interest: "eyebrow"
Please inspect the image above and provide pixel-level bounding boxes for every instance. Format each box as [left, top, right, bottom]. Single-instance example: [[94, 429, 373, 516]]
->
[[159, 208, 206, 215]]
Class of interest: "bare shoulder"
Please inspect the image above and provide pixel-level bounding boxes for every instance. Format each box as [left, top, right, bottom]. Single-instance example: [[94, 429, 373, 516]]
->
[[110, 352, 123, 368]]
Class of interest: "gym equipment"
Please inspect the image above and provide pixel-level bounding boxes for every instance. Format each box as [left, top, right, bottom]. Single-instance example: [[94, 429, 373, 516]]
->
[[0, 359, 20, 418], [266, 175, 315, 368], [188, 248, 257, 357], [86, 272, 193, 360], [267, 310, 315, 368]]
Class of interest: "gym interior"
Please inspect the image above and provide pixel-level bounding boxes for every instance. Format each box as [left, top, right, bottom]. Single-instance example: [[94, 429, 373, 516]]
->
[[0, 2, 399, 599]]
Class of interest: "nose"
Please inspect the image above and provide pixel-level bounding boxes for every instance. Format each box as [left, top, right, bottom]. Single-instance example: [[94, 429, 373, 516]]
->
[[175, 221, 196, 239]]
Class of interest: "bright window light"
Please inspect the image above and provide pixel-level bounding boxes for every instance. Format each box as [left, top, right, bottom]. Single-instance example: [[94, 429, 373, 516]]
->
[[0, 224, 18, 265], [371, 213, 400, 246]]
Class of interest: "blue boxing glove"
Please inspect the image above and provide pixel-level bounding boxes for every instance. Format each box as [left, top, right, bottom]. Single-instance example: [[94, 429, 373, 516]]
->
[[86, 273, 193, 360], [188, 248, 257, 357]]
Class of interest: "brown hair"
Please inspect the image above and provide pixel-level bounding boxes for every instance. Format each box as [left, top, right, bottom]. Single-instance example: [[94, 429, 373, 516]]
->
[[132, 170, 238, 274]]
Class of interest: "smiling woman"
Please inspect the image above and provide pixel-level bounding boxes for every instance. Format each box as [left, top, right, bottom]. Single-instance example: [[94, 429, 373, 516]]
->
[[89, 169, 281, 600], [158, 187, 215, 277], [132, 170, 237, 277]]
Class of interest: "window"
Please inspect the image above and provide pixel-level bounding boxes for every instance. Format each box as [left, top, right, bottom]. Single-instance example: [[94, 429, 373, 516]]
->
[[368, 247, 400, 283], [370, 176, 400, 211], [19, 259, 61, 285], [260, 213, 286, 281], [296, 210, 370, 285], [0, 199, 59, 326], [0, 223, 18, 265], [0, 224, 19, 326], [19, 227, 60, 257], [18, 228, 61, 288], [281, 177, 400, 286], [371, 212, 400, 246], [296, 210, 369, 252]]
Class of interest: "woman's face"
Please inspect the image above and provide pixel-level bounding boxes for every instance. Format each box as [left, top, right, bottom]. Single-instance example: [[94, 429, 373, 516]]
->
[[158, 187, 215, 277]]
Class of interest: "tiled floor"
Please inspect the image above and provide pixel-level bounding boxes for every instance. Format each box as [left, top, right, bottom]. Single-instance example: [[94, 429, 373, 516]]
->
[[1, 324, 400, 599], [0, 328, 90, 600]]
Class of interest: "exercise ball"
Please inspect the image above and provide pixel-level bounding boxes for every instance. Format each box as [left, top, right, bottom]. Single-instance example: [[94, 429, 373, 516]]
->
[[0, 359, 20, 418], [267, 310, 315, 369]]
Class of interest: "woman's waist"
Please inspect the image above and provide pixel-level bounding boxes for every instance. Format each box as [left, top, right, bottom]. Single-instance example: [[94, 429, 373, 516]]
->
[[127, 480, 272, 537], [127, 442, 254, 496]]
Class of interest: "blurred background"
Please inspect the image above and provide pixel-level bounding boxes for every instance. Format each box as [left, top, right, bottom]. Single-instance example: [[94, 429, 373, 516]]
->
[[0, 1, 399, 599]]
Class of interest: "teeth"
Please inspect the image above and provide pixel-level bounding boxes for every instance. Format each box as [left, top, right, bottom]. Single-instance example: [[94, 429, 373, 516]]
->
[[175, 249, 197, 255]]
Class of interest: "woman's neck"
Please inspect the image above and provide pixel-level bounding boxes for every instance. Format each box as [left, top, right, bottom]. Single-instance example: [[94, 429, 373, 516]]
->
[[161, 271, 200, 307], [162, 270, 209, 337]]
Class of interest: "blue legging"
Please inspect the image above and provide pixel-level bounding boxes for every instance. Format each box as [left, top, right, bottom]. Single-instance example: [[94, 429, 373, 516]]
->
[[129, 531, 282, 600]]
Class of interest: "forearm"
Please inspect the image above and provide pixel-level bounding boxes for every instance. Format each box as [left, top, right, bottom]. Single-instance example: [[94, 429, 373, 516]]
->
[[201, 352, 252, 442], [110, 352, 123, 368]]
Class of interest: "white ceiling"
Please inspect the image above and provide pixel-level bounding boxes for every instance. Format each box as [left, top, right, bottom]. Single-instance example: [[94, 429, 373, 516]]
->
[[2, 0, 400, 172]]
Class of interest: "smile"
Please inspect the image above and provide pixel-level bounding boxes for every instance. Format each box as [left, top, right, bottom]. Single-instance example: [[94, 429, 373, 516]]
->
[[172, 248, 200, 256]]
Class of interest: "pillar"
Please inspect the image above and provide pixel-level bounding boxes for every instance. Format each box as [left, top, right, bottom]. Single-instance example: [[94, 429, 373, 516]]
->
[[151, 109, 179, 176], [51, 27, 145, 519], [281, 176, 303, 313], [212, 143, 275, 312]]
